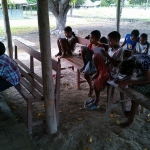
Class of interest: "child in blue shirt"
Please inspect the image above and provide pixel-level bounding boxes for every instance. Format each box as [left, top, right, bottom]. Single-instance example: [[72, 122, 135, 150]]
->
[[121, 29, 140, 50]]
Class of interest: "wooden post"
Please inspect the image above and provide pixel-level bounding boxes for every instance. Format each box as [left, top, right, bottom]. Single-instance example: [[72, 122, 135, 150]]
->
[[1, 0, 13, 59], [37, 0, 57, 134], [116, 0, 121, 32]]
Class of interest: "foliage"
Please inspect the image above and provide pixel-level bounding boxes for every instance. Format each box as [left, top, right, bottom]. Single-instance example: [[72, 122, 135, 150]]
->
[[70, 0, 85, 6], [100, 0, 117, 6], [27, 0, 36, 3], [128, 0, 147, 5]]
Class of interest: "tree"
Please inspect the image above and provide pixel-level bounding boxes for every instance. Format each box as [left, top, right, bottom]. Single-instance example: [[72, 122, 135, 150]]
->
[[49, 0, 72, 31]]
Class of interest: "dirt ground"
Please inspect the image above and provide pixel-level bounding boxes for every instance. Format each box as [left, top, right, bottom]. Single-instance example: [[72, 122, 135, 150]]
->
[[1, 18, 150, 150]]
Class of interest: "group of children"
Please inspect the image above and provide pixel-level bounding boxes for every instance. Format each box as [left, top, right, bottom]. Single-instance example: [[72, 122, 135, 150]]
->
[[55, 26, 150, 128]]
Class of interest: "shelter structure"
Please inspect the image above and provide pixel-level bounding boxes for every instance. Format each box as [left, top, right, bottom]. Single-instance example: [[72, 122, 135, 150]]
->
[[1, 0, 122, 134]]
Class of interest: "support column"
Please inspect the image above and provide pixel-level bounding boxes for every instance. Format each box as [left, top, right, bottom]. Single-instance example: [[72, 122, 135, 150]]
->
[[1, 0, 13, 58], [37, 0, 57, 134]]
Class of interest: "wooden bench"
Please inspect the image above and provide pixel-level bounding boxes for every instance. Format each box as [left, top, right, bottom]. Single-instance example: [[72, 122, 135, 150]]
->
[[13, 39, 61, 134], [105, 83, 150, 122], [60, 37, 90, 89]]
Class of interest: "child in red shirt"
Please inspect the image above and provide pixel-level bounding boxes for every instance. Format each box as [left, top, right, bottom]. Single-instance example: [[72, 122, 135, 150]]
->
[[80, 30, 107, 97]]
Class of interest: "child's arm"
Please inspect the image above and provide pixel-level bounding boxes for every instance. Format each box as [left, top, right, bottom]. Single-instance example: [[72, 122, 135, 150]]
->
[[102, 50, 120, 67], [144, 43, 149, 54], [121, 39, 126, 48], [119, 70, 150, 88]]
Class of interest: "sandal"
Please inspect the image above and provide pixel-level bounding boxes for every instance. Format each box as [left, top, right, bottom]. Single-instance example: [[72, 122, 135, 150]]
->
[[84, 98, 95, 106], [84, 103, 100, 110]]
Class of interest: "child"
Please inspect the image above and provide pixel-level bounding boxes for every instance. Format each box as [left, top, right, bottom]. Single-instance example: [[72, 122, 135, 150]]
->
[[84, 31, 124, 110], [103, 31, 125, 78], [84, 54, 110, 110], [135, 33, 149, 54], [55, 26, 76, 58], [117, 55, 150, 128], [121, 29, 140, 50], [0, 42, 20, 92], [80, 30, 107, 97]]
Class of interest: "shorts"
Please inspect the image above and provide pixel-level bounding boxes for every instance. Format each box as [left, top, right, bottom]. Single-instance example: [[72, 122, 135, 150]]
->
[[0, 78, 13, 92], [84, 61, 97, 75]]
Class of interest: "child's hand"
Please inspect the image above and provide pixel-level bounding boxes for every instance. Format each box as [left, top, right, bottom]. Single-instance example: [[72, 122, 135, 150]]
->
[[119, 80, 130, 88], [114, 77, 121, 84], [101, 50, 109, 57], [91, 73, 98, 81]]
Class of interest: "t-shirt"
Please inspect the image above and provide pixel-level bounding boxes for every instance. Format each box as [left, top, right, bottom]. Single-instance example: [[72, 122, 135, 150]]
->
[[88, 43, 106, 60], [0, 54, 20, 86], [129, 54, 150, 77], [125, 34, 138, 50], [107, 47, 124, 78], [135, 41, 149, 54]]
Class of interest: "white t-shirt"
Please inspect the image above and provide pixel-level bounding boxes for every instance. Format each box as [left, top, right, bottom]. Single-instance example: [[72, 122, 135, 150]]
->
[[136, 42, 149, 54], [107, 47, 124, 78]]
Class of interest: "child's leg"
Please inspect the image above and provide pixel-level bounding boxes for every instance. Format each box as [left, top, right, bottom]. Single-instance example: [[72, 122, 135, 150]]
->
[[68, 38, 76, 54], [120, 101, 139, 128], [84, 72, 93, 97], [93, 84, 101, 106], [55, 38, 62, 57], [59, 38, 68, 57], [80, 46, 87, 72]]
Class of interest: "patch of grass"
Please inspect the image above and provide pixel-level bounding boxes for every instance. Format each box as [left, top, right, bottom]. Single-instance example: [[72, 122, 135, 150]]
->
[[0, 25, 55, 36]]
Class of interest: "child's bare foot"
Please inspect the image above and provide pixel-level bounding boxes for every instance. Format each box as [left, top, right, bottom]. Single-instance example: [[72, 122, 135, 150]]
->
[[120, 119, 133, 128], [88, 88, 93, 97], [80, 66, 85, 72], [55, 52, 62, 57]]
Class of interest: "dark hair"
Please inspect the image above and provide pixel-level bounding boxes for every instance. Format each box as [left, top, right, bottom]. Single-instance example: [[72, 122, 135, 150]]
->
[[100, 36, 108, 44], [0, 42, 5, 56], [131, 29, 139, 37], [140, 33, 148, 39], [91, 30, 101, 40], [64, 26, 76, 37], [108, 31, 121, 41], [85, 35, 90, 40], [119, 60, 135, 75]]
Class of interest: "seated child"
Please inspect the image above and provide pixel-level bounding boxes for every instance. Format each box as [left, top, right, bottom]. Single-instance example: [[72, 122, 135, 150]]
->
[[102, 31, 125, 78], [121, 29, 139, 50], [117, 54, 150, 128], [84, 31, 124, 110], [55, 26, 76, 58], [84, 54, 110, 110], [80, 30, 107, 97], [0, 42, 20, 92], [135, 33, 149, 54]]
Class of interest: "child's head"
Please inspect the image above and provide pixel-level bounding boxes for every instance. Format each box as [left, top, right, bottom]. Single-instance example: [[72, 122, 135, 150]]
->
[[100, 36, 108, 44], [64, 26, 73, 38], [90, 30, 101, 45], [139, 33, 148, 45], [0, 42, 5, 56], [107, 31, 121, 48], [119, 60, 135, 75], [130, 29, 140, 41]]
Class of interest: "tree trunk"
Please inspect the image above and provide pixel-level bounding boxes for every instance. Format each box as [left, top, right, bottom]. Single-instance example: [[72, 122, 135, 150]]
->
[[1, 0, 13, 59], [116, 0, 121, 32], [70, 6, 73, 17], [49, 0, 71, 32], [55, 14, 67, 31], [37, 0, 57, 134]]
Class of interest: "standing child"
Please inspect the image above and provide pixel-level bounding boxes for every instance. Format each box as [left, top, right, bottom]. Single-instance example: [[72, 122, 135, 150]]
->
[[55, 26, 76, 58], [121, 29, 140, 50], [135, 33, 149, 54], [80, 30, 107, 97]]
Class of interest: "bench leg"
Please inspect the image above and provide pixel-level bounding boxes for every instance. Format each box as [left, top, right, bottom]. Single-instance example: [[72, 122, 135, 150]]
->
[[27, 100, 33, 134], [120, 92, 126, 115], [77, 69, 80, 90], [105, 85, 115, 122]]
